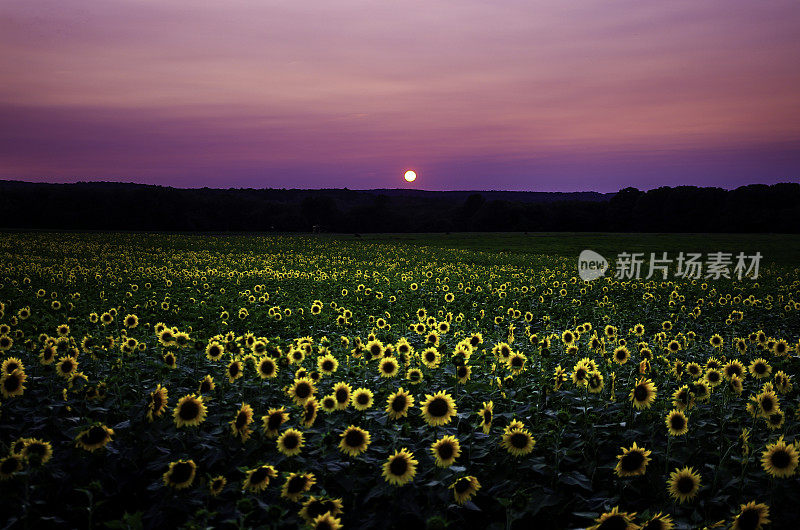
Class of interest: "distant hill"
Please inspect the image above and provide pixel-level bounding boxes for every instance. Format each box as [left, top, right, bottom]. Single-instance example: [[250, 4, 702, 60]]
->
[[0, 180, 797, 233]]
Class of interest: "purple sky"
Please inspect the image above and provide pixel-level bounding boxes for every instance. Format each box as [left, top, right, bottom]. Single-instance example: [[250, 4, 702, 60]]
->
[[1, 0, 799, 192]]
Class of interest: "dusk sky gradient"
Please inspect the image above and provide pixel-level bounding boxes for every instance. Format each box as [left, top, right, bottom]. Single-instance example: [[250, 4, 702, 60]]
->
[[2, 0, 799, 191]]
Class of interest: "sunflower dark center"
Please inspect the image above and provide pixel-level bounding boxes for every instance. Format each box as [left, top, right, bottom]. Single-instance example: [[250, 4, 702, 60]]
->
[[670, 415, 686, 430], [179, 400, 201, 420], [3, 376, 20, 392], [760, 397, 775, 413], [85, 426, 108, 445], [634, 386, 649, 401], [260, 361, 274, 375], [62, 360, 74, 372], [171, 462, 193, 483], [677, 476, 695, 493], [229, 364, 240, 376], [345, 430, 365, 447], [357, 393, 369, 404], [510, 432, 529, 448], [235, 412, 248, 429], [755, 364, 766, 374], [391, 395, 407, 412], [576, 368, 587, 380], [454, 478, 471, 493], [620, 451, 645, 472], [389, 457, 408, 476], [200, 381, 212, 393], [295, 383, 311, 398], [483, 411, 492, 423], [437, 442, 454, 460], [737, 509, 760, 530], [250, 468, 268, 484], [287, 475, 307, 493], [268, 413, 284, 430], [283, 434, 299, 449], [428, 397, 448, 417], [1, 458, 21, 474], [511, 357, 523, 367], [770, 449, 791, 469], [322, 360, 334, 371], [597, 514, 628, 530]]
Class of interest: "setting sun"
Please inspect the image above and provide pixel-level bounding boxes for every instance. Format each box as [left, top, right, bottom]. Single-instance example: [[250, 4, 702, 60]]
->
[[404, 170, 417, 182]]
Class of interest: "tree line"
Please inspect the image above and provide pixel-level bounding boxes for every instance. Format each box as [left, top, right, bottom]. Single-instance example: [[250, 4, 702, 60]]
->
[[0, 181, 797, 233]]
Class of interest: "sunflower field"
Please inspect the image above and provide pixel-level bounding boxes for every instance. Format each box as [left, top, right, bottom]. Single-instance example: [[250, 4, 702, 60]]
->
[[0, 232, 798, 530]]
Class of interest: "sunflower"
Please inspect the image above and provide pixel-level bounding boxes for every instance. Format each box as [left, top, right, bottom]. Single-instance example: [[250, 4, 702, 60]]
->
[[281, 472, 316, 502], [56, 355, 79, 379], [75, 424, 114, 452], [587, 371, 604, 394], [277, 428, 304, 457], [754, 390, 780, 417], [39, 345, 57, 365], [316, 353, 338, 375], [332, 382, 352, 410], [731, 501, 770, 530], [613, 346, 631, 364], [501, 427, 536, 457], [289, 377, 316, 406], [749, 358, 772, 379], [262, 407, 289, 438], [257, 356, 278, 379], [723, 360, 745, 380], [420, 391, 457, 426], [162, 459, 197, 490], [665, 409, 689, 436], [760, 437, 798, 478], [0, 454, 24, 480], [301, 398, 319, 428], [704, 368, 723, 388], [406, 367, 424, 385], [455, 364, 472, 383], [615, 441, 652, 477], [450, 475, 481, 505], [226, 360, 243, 383], [764, 410, 784, 430], [230, 403, 254, 442], [382, 448, 418, 487], [430, 435, 461, 467], [478, 401, 493, 434], [1, 357, 23, 376], [205, 341, 224, 361], [299, 496, 345, 525], [691, 380, 711, 403], [630, 378, 657, 410], [351, 388, 374, 410], [198, 375, 215, 394], [1, 369, 27, 398], [242, 464, 278, 493], [686, 362, 702, 379], [588, 506, 639, 530], [22, 438, 53, 465], [572, 364, 589, 387], [311, 513, 343, 530], [386, 387, 415, 420], [338, 425, 371, 457], [639, 512, 673, 530], [173, 394, 207, 428], [421, 347, 441, 369], [320, 394, 338, 413], [147, 384, 169, 422], [667, 466, 701, 503], [209, 475, 227, 496], [366, 339, 385, 359]]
